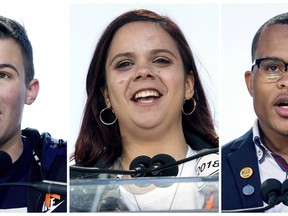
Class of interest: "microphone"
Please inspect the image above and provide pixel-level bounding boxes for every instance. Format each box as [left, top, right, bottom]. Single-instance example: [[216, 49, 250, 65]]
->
[[0, 151, 12, 177], [149, 154, 179, 177], [222, 178, 282, 213], [129, 154, 179, 177], [260, 178, 282, 206], [279, 179, 288, 206], [70, 148, 218, 178], [0, 180, 67, 195], [129, 155, 151, 177]]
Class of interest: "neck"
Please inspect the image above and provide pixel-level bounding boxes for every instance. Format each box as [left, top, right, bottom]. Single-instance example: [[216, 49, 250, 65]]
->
[[120, 130, 188, 170], [262, 127, 288, 161]]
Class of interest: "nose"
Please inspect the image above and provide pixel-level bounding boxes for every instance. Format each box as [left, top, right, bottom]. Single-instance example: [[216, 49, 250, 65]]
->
[[277, 72, 288, 89], [133, 64, 156, 81]]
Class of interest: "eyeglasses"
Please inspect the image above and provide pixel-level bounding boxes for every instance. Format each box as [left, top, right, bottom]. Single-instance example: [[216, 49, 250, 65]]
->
[[251, 57, 288, 82]]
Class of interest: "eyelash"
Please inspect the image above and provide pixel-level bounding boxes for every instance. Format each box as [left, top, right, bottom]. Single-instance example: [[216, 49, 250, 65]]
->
[[115, 57, 171, 70], [0, 72, 10, 79], [153, 57, 171, 65], [116, 60, 134, 69]]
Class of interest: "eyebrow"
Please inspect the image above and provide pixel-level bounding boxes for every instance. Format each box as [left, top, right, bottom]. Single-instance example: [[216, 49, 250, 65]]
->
[[108, 49, 178, 66], [0, 63, 19, 75]]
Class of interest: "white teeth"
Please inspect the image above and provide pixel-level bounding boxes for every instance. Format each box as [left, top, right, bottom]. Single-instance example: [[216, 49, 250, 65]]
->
[[134, 90, 160, 100], [280, 105, 288, 109]]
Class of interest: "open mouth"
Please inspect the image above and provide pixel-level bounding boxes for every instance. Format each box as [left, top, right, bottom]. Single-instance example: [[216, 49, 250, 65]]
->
[[131, 90, 162, 103], [275, 97, 288, 109], [277, 103, 288, 109], [274, 95, 288, 117]]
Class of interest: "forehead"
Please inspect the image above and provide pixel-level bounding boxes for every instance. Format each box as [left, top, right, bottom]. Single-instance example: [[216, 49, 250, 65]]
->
[[110, 21, 178, 50], [0, 38, 25, 77], [255, 24, 288, 59], [0, 38, 24, 61]]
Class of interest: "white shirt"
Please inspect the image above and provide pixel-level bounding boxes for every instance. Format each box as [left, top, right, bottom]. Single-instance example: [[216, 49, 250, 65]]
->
[[118, 146, 206, 211]]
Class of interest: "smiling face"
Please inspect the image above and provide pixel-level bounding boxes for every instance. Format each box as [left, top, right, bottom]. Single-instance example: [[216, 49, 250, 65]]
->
[[104, 21, 194, 138], [0, 38, 39, 150], [245, 24, 288, 140]]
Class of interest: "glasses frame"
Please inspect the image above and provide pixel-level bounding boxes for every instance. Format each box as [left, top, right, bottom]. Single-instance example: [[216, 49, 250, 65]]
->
[[251, 57, 288, 82]]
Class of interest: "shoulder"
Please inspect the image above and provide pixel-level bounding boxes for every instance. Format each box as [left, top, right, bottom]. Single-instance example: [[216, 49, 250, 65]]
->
[[222, 129, 253, 155], [185, 132, 215, 150], [22, 128, 66, 150], [22, 127, 67, 172]]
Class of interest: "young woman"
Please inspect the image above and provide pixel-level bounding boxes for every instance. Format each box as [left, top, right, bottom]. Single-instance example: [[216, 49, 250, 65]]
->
[[70, 9, 218, 212]]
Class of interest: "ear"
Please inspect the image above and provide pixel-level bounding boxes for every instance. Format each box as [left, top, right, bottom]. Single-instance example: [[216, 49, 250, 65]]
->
[[185, 73, 195, 100], [25, 79, 39, 105], [101, 87, 112, 108], [245, 71, 254, 97]]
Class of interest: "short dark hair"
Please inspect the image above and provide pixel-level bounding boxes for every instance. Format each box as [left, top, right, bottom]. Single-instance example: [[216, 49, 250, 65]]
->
[[74, 9, 218, 167], [251, 12, 288, 62], [0, 15, 34, 85]]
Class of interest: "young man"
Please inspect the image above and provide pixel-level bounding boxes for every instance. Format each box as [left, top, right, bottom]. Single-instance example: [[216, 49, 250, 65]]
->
[[0, 15, 67, 212], [222, 12, 288, 212]]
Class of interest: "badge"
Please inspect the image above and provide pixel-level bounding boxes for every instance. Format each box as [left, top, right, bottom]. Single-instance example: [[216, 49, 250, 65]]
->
[[242, 184, 255, 196], [240, 167, 253, 179]]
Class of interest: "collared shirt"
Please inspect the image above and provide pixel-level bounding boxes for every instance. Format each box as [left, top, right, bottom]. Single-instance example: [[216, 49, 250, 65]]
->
[[252, 120, 288, 213]]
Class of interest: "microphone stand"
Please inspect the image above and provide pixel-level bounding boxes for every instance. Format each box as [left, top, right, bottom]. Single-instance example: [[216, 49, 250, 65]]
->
[[70, 148, 219, 177]]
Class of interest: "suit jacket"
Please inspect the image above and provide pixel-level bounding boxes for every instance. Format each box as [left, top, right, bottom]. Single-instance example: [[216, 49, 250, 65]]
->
[[221, 128, 264, 211]]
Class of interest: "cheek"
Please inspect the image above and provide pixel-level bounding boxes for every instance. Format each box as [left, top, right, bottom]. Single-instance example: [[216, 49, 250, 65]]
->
[[107, 76, 129, 102], [2, 86, 26, 113], [252, 81, 271, 111], [165, 71, 186, 91]]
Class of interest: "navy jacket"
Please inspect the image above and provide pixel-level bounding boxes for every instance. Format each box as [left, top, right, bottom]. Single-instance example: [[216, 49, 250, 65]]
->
[[23, 128, 67, 212], [221, 129, 264, 211]]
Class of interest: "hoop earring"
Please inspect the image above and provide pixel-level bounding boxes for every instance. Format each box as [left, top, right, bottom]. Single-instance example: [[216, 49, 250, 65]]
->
[[182, 98, 196, 116], [99, 107, 117, 125]]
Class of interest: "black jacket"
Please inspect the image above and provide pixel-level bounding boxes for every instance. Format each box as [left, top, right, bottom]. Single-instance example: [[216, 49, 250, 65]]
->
[[23, 128, 67, 212], [221, 129, 263, 211]]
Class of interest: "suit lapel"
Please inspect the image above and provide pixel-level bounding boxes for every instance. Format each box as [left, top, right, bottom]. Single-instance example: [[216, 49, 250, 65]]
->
[[227, 130, 263, 208]]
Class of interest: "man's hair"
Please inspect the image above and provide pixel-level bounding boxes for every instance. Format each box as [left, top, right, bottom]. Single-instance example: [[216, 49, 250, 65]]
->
[[251, 12, 288, 62], [0, 15, 34, 85]]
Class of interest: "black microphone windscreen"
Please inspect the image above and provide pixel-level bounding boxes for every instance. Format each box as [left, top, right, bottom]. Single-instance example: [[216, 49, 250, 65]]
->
[[281, 179, 288, 206], [150, 154, 178, 177], [129, 155, 151, 177], [0, 151, 12, 176], [260, 178, 282, 205]]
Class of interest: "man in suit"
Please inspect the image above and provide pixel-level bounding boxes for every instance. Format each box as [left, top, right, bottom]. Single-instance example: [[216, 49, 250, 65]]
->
[[222, 12, 288, 213]]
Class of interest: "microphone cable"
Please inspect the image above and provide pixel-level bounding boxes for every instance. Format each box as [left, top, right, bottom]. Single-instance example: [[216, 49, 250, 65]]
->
[[0, 180, 67, 195]]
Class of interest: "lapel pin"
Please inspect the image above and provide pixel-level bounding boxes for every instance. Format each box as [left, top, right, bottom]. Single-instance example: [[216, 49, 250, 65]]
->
[[242, 184, 255, 196], [240, 167, 253, 179]]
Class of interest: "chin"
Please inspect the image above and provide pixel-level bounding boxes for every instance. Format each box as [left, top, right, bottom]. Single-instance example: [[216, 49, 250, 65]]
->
[[133, 118, 163, 129], [272, 122, 288, 136]]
